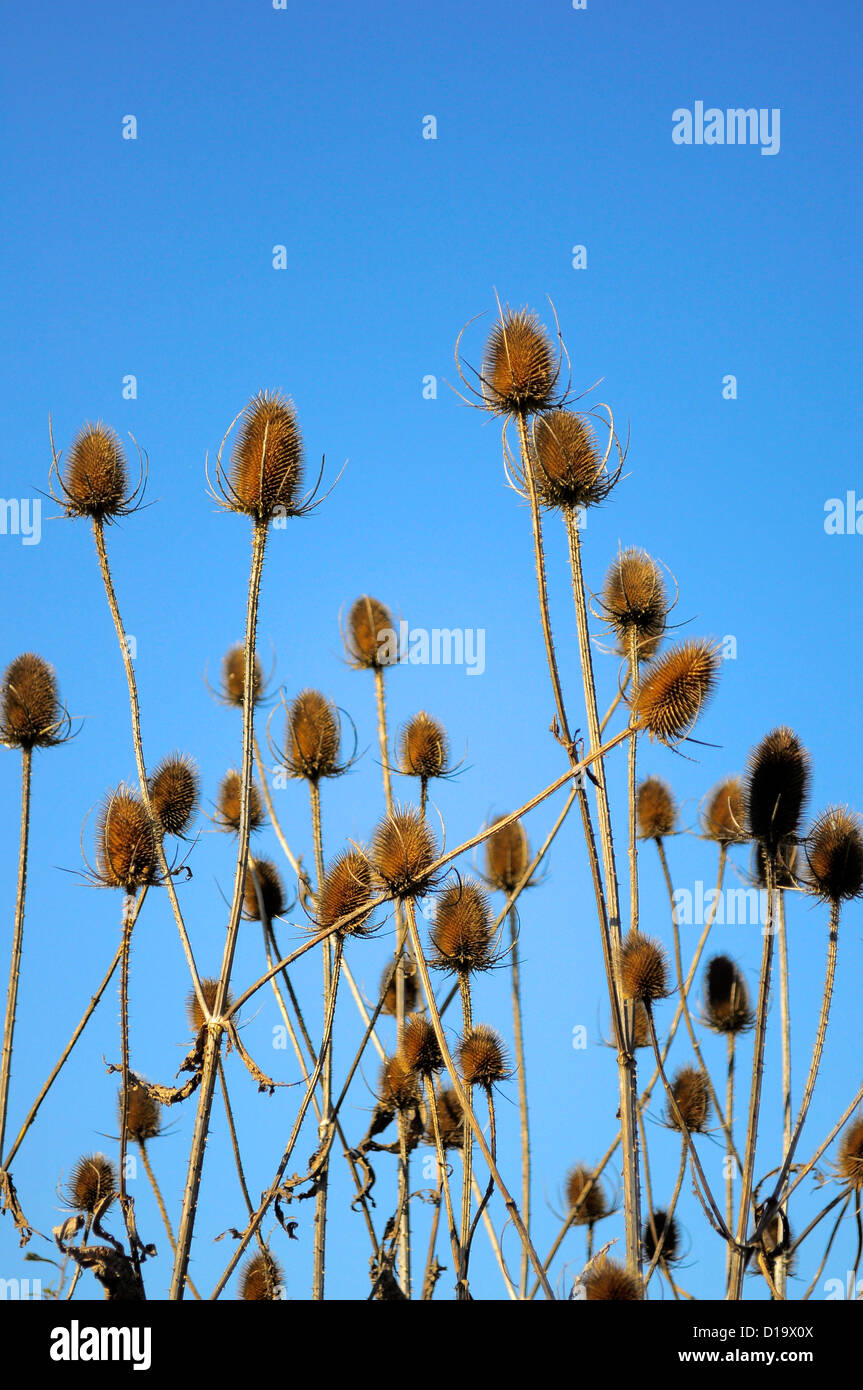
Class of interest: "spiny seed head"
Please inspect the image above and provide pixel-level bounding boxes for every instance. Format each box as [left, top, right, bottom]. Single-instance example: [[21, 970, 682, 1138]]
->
[[378, 1053, 420, 1111], [62, 421, 128, 519], [215, 769, 265, 834], [285, 689, 341, 781], [402, 1016, 443, 1076], [186, 977, 234, 1033], [229, 390, 303, 518], [429, 878, 494, 975], [345, 595, 396, 669], [317, 850, 375, 935], [583, 1257, 643, 1301], [458, 1025, 509, 1090], [243, 859, 287, 921], [221, 644, 264, 709], [370, 806, 438, 899], [96, 787, 158, 891], [239, 1250, 284, 1301], [668, 1066, 711, 1133], [805, 806, 863, 903], [119, 1083, 162, 1143], [618, 932, 669, 1003], [643, 1210, 680, 1264], [704, 955, 754, 1035], [149, 753, 199, 837], [838, 1116, 863, 1190], [67, 1153, 117, 1214], [566, 1165, 609, 1225], [379, 959, 419, 1016], [426, 1087, 463, 1148], [0, 653, 63, 748], [531, 410, 613, 511], [702, 777, 746, 843], [637, 777, 676, 839], [745, 727, 810, 859], [601, 548, 668, 647], [485, 815, 530, 892], [399, 711, 449, 781], [612, 999, 651, 1050], [632, 639, 720, 744], [481, 306, 556, 416]]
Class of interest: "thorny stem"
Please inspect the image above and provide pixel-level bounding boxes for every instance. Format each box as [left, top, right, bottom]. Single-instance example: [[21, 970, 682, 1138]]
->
[[644, 1139, 688, 1288], [309, 780, 333, 1302], [117, 893, 140, 1280], [0, 747, 32, 1163], [458, 974, 473, 1298], [725, 1033, 736, 1294], [217, 1057, 267, 1255], [776, 888, 792, 1299], [507, 904, 531, 1297], [628, 633, 640, 938], [424, 1075, 460, 1288], [137, 1142, 202, 1301]]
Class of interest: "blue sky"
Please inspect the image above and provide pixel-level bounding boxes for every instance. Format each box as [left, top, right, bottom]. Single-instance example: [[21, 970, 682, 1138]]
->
[[1, 0, 862, 1301]]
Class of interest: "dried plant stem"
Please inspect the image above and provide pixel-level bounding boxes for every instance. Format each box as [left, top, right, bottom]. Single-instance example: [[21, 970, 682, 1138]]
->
[[645, 1139, 688, 1287], [508, 904, 531, 1297], [421, 1167, 443, 1300], [309, 780, 333, 1301], [627, 634, 640, 936], [458, 973, 474, 1299], [776, 888, 792, 1298], [725, 1033, 736, 1293], [424, 1075, 459, 1279], [137, 1142, 202, 1300], [217, 1056, 267, 1256], [117, 894, 140, 1281], [600, 679, 628, 734], [0, 747, 32, 1163], [801, 1196, 850, 1300], [786, 1079, 863, 1206]]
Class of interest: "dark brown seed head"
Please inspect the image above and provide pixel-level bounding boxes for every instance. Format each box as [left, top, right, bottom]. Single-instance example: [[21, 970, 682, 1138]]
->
[[402, 1016, 443, 1076], [345, 595, 396, 669], [239, 1250, 284, 1301], [317, 850, 375, 935], [399, 711, 449, 781], [458, 1025, 509, 1090], [704, 955, 754, 1035], [0, 653, 62, 748], [838, 1116, 863, 1190], [186, 977, 234, 1033], [429, 878, 495, 975], [805, 806, 863, 903], [643, 1209, 680, 1264], [583, 1257, 643, 1301], [745, 727, 810, 860], [119, 1083, 162, 1143], [242, 858, 287, 921], [485, 815, 530, 892], [618, 932, 669, 1003], [425, 1087, 463, 1149], [96, 787, 158, 891], [379, 959, 419, 1016], [602, 549, 668, 648], [215, 769, 265, 834], [378, 1053, 420, 1111], [229, 390, 303, 517], [636, 777, 676, 839], [62, 421, 128, 519], [370, 806, 438, 900], [285, 689, 341, 781], [67, 1153, 117, 1214], [702, 777, 746, 843], [531, 410, 613, 511], [221, 644, 264, 709], [149, 753, 199, 837], [566, 1165, 609, 1225], [481, 306, 556, 416], [633, 639, 720, 744], [668, 1066, 711, 1133]]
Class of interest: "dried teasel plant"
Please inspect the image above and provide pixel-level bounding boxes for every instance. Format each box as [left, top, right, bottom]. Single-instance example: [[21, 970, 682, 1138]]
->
[[0, 653, 72, 749], [49, 419, 146, 522]]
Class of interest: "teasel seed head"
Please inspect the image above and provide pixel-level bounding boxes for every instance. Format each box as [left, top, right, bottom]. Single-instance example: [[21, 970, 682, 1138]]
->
[[601, 548, 668, 649], [402, 1016, 444, 1076], [239, 1249, 284, 1301], [702, 776, 746, 844], [618, 932, 669, 1003], [316, 849, 375, 935], [704, 955, 754, 1035], [398, 711, 449, 781], [583, 1256, 643, 1301], [215, 768, 265, 834], [229, 390, 303, 518], [485, 815, 531, 892], [221, 644, 264, 709], [458, 1024, 510, 1090], [632, 639, 721, 744], [378, 1053, 420, 1111], [745, 727, 810, 860], [243, 858, 287, 921], [345, 595, 397, 669], [186, 977, 234, 1033], [370, 806, 438, 899], [837, 1116, 863, 1190], [95, 786, 158, 891], [284, 689, 342, 781], [481, 306, 556, 416], [804, 806, 863, 903], [429, 878, 495, 975], [119, 1082, 162, 1143], [643, 1209, 680, 1264], [61, 421, 129, 520], [67, 1153, 117, 1214], [636, 776, 676, 839], [149, 753, 199, 837], [667, 1065, 711, 1133], [565, 1165, 609, 1225], [425, 1087, 463, 1149], [531, 410, 615, 511], [379, 959, 419, 1016], [0, 653, 65, 749]]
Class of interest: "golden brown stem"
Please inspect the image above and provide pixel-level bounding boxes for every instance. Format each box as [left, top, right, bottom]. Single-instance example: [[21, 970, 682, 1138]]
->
[[0, 747, 32, 1162]]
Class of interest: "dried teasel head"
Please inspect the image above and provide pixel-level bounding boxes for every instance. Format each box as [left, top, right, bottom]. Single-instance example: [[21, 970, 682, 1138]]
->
[[242, 858, 287, 921], [643, 1209, 680, 1264], [484, 815, 531, 892], [425, 1087, 463, 1149], [583, 1256, 643, 1301], [804, 806, 863, 903], [57, 420, 134, 521], [149, 753, 199, 837], [458, 1025, 509, 1090], [379, 958, 419, 1016], [228, 390, 304, 519], [239, 1249, 284, 1301], [0, 652, 68, 749], [220, 644, 264, 709], [704, 955, 754, 1035], [402, 1016, 443, 1077], [481, 305, 557, 417], [632, 639, 721, 744], [429, 878, 495, 975], [118, 1082, 162, 1143], [186, 977, 234, 1034], [566, 1165, 609, 1225], [215, 768, 266, 834], [531, 409, 616, 512], [702, 776, 746, 844], [745, 727, 810, 861], [316, 849, 375, 936], [618, 932, 669, 1004], [283, 689, 343, 782], [370, 806, 438, 900], [345, 595, 397, 670], [667, 1065, 711, 1133], [398, 711, 450, 782], [66, 1153, 117, 1214], [378, 1053, 420, 1111], [95, 786, 159, 891], [636, 776, 676, 839], [601, 548, 668, 651], [837, 1115, 863, 1190]]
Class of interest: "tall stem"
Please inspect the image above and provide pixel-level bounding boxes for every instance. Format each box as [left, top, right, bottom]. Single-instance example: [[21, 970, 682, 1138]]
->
[[0, 747, 32, 1162], [508, 904, 531, 1297], [458, 973, 473, 1299], [776, 888, 791, 1298], [309, 779, 332, 1301], [627, 633, 640, 935], [725, 1033, 736, 1294]]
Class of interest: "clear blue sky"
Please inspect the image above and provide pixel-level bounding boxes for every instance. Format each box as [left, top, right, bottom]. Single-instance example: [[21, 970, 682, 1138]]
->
[[2, 0, 862, 1301]]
